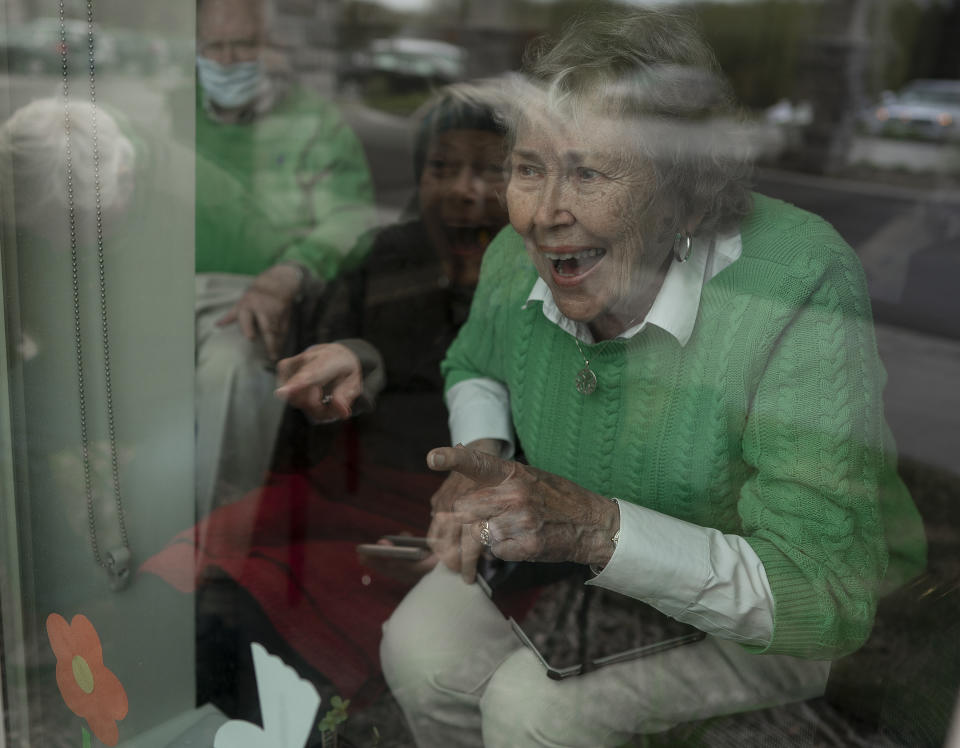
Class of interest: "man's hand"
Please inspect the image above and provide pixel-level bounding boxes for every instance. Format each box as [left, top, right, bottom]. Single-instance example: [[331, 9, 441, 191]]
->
[[275, 343, 363, 421], [426, 445, 620, 581], [217, 263, 303, 360]]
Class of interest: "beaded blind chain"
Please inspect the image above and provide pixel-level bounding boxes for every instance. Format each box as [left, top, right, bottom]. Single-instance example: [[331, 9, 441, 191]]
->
[[59, 0, 132, 591]]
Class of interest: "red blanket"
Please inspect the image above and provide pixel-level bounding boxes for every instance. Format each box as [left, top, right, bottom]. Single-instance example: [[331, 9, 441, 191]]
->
[[140, 457, 438, 703]]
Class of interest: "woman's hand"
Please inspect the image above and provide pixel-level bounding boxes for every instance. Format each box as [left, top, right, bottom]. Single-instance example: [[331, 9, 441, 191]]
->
[[217, 263, 302, 361], [426, 444, 620, 583], [425, 439, 501, 583], [274, 343, 363, 422]]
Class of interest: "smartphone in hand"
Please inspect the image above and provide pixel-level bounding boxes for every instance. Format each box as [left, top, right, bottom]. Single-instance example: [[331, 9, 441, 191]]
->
[[356, 536, 430, 561]]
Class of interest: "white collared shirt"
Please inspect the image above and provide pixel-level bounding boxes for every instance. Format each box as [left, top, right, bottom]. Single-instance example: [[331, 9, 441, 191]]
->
[[446, 231, 776, 646]]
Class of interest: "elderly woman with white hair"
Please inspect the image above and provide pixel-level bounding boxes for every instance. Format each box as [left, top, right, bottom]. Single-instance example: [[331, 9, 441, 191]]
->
[[378, 9, 926, 747]]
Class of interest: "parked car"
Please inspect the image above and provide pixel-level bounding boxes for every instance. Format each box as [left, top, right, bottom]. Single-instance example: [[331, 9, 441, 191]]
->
[[1, 17, 117, 74], [862, 79, 960, 142], [338, 37, 467, 96], [109, 28, 172, 75]]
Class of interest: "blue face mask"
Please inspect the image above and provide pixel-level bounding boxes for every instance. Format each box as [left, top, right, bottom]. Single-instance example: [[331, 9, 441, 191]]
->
[[196, 57, 263, 110]]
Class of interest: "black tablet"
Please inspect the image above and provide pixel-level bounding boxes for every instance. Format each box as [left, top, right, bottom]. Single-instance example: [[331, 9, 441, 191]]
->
[[476, 564, 705, 680]]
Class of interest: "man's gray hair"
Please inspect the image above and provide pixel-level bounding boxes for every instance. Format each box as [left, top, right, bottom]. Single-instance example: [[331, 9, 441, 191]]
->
[[0, 98, 134, 230], [512, 9, 754, 236]]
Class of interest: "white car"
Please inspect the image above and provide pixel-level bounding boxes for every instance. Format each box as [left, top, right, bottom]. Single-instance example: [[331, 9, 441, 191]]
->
[[863, 79, 960, 142], [338, 37, 468, 95]]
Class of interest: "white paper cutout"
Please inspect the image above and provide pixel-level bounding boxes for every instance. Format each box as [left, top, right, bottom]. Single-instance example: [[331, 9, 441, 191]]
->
[[214, 642, 321, 748]]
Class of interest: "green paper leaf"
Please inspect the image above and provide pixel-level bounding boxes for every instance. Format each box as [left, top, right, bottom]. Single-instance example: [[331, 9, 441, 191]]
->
[[318, 694, 351, 732], [82, 726, 91, 748]]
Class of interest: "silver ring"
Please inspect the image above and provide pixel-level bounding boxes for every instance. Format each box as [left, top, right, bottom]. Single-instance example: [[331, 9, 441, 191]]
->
[[321, 394, 333, 405], [478, 519, 492, 546]]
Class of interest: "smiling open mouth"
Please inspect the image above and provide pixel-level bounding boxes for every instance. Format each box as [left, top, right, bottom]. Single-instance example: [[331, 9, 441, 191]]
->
[[543, 248, 607, 277]]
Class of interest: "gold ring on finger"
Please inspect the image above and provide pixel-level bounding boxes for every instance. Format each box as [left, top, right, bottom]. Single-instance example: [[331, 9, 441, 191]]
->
[[478, 519, 492, 546]]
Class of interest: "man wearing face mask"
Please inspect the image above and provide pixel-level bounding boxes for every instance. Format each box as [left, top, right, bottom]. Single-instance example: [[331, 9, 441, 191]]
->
[[194, 0, 376, 515]]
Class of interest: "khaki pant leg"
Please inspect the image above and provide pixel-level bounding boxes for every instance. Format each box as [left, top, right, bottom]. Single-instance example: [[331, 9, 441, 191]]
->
[[382, 565, 831, 748], [194, 273, 285, 519], [480, 630, 830, 748], [380, 565, 525, 748]]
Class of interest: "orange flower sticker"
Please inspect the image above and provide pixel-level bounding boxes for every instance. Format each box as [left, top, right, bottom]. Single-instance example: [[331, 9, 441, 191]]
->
[[46, 613, 129, 746]]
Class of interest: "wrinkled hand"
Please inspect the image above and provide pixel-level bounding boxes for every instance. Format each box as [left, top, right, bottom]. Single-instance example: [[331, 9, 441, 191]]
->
[[426, 467, 487, 583], [217, 264, 302, 360], [426, 445, 620, 583], [274, 343, 363, 421], [425, 439, 502, 583]]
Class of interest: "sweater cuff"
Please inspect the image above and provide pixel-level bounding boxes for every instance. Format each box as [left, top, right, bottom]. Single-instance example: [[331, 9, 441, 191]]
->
[[280, 243, 341, 282], [745, 538, 854, 658]]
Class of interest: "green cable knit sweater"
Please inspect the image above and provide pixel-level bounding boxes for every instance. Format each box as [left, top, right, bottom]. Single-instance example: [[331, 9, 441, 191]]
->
[[442, 193, 926, 660]]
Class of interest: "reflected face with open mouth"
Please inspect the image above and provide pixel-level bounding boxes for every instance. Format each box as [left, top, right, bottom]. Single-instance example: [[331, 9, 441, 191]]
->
[[506, 108, 674, 339], [419, 129, 509, 288]]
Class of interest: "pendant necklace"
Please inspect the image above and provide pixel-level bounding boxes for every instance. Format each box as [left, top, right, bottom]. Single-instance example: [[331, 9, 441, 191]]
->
[[573, 339, 599, 395], [572, 311, 646, 395], [60, 0, 132, 591]]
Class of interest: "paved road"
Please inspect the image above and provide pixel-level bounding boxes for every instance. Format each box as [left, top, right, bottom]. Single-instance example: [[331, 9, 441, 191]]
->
[[874, 322, 960, 476]]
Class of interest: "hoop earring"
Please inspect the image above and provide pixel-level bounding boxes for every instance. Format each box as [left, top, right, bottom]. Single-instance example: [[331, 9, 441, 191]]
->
[[673, 232, 692, 263]]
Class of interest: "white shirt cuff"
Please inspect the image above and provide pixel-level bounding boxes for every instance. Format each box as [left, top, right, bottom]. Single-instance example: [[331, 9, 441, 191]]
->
[[445, 378, 515, 459], [587, 500, 775, 646]]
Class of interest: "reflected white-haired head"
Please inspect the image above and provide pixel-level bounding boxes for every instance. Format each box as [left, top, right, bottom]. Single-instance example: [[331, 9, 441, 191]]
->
[[0, 98, 135, 234]]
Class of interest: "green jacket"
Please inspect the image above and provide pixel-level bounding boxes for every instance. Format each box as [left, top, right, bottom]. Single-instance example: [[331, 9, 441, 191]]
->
[[195, 84, 376, 279], [443, 193, 926, 660]]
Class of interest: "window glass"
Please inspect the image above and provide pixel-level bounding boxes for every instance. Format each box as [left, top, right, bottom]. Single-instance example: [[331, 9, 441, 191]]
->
[[2, 1, 958, 746]]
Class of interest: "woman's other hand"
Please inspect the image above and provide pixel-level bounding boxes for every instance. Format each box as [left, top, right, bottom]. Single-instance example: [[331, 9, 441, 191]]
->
[[274, 343, 363, 421], [426, 439, 502, 583], [427, 445, 620, 574]]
